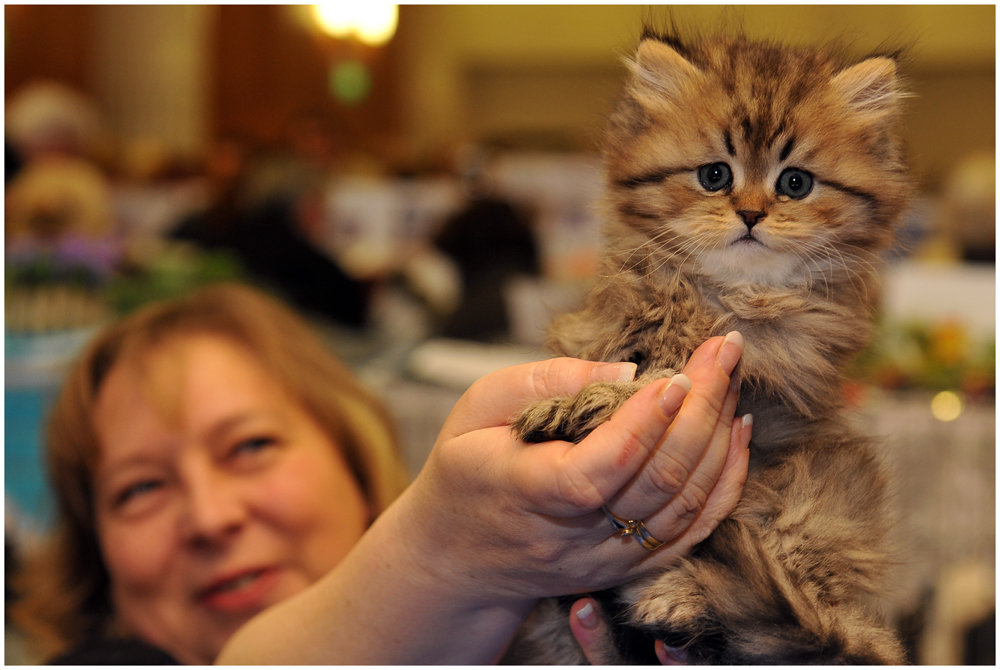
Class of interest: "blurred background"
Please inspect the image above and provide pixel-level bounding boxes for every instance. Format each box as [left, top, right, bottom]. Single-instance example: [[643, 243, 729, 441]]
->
[[4, 5, 994, 665]]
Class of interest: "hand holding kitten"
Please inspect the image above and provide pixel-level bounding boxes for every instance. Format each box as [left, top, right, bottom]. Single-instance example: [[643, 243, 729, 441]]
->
[[399, 334, 751, 608]]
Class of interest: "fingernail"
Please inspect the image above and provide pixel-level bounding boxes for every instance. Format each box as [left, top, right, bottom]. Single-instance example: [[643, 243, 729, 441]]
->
[[717, 331, 744, 376], [657, 373, 692, 415], [741, 413, 753, 449], [591, 362, 637, 383], [660, 644, 691, 665], [576, 601, 599, 630]]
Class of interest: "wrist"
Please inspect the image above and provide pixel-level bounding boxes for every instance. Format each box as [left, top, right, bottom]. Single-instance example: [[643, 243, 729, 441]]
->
[[384, 470, 509, 605], [372, 483, 537, 662]]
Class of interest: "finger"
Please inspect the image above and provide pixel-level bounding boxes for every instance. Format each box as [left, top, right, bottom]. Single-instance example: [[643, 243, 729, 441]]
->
[[678, 413, 752, 548], [655, 639, 691, 665], [654, 412, 752, 564], [440, 357, 637, 439], [610, 332, 743, 519], [630, 378, 741, 546], [512, 375, 690, 516], [570, 598, 612, 665]]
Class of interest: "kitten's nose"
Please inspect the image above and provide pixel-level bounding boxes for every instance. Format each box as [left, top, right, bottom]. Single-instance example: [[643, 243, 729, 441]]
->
[[737, 210, 767, 230]]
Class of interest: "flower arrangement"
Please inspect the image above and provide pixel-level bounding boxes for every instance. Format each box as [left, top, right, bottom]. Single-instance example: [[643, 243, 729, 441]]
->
[[846, 318, 995, 399]]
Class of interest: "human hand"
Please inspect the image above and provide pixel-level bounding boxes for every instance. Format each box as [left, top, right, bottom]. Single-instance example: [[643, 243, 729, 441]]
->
[[569, 597, 691, 665], [395, 333, 751, 604]]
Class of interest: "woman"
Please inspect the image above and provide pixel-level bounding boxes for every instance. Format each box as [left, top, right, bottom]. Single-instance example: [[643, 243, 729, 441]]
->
[[11, 283, 750, 664]]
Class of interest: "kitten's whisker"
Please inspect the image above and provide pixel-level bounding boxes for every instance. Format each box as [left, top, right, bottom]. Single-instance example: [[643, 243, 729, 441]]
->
[[661, 234, 710, 278], [827, 238, 881, 278], [601, 227, 683, 287], [790, 244, 831, 300], [804, 239, 872, 305], [817, 240, 873, 304], [642, 237, 699, 280], [799, 240, 849, 300]]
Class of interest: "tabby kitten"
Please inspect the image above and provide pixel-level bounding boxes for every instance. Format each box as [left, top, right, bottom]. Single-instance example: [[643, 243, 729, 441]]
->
[[505, 31, 911, 664]]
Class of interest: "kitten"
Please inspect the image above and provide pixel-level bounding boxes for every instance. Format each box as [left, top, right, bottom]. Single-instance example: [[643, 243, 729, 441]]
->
[[504, 30, 911, 664]]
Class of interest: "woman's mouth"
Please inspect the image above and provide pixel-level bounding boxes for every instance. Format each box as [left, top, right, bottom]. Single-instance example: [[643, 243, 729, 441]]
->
[[197, 567, 281, 613]]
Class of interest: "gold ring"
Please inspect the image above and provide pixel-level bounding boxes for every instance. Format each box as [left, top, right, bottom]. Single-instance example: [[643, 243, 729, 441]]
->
[[601, 505, 665, 551]]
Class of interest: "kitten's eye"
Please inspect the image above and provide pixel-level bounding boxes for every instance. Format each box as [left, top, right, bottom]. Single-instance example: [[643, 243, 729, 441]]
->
[[776, 168, 813, 199], [697, 163, 733, 192]]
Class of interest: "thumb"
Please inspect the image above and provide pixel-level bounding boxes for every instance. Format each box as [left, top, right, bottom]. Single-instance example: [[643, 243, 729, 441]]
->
[[570, 598, 613, 664]]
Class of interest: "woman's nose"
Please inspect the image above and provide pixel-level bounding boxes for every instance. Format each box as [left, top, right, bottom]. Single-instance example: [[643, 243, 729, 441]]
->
[[179, 463, 248, 547]]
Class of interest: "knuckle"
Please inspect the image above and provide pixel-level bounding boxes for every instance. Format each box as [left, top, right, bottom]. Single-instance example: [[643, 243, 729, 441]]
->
[[555, 464, 604, 512], [644, 451, 689, 498], [668, 481, 710, 524], [690, 379, 727, 418], [529, 359, 556, 398], [524, 536, 568, 566], [685, 391, 723, 426], [531, 357, 577, 399]]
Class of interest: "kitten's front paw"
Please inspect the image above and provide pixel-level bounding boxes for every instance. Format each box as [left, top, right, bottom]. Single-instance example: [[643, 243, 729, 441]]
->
[[621, 564, 718, 661], [513, 380, 642, 444], [621, 557, 906, 665]]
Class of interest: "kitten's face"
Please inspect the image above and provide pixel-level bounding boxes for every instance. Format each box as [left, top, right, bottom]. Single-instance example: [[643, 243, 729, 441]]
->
[[605, 37, 911, 288]]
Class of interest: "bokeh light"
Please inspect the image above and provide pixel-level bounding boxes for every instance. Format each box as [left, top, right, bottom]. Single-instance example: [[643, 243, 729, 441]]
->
[[313, 4, 353, 39], [313, 3, 398, 46], [930, 390, 964, 422], [329, 60, 372, 105]]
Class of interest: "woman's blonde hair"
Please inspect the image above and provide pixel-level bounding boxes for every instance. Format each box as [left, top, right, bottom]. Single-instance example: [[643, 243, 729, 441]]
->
[[11, 283, 410, 659]]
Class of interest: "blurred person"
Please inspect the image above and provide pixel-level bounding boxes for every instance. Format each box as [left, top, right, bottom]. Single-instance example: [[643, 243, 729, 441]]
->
[[5, 154, 123, 333], [171, 135, 369, 328], [434, 169, 542, 341], [5, 81, 103, 162], [6, 140, 26, 184], [5, 157, 115, 242], [5, 82, 119, 280], [9, 283, 751, 664]]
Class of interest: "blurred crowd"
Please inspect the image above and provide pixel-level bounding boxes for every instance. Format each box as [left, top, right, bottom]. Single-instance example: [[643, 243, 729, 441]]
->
[[4, 79, 544, 344]]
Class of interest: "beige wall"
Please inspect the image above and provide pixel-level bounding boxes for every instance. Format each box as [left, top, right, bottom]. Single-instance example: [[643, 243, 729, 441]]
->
[[80, 5, 994, 189], [395, 5, 995, 188], [91, 5, 213, 161]]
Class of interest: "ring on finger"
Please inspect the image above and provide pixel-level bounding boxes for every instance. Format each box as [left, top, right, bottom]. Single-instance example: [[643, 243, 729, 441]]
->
[[601, 505, 665, 551]]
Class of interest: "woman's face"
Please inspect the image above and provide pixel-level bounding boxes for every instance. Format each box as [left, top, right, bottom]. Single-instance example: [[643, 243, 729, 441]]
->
[[93, 333, 370, 664]]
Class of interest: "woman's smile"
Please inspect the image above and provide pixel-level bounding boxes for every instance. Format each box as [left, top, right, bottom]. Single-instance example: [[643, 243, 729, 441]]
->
[[197, 566, 283, 613]]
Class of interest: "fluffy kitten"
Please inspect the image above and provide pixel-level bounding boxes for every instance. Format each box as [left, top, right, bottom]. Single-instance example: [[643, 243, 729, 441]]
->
[[504, 30, 911, 664]]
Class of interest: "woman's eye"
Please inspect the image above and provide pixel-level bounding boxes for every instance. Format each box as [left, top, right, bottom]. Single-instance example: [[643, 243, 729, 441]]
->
[[697, 163, 733, 192], [233, 436, 276, 457], [776, 168, 813, 199], [116, 480, 162, 507]]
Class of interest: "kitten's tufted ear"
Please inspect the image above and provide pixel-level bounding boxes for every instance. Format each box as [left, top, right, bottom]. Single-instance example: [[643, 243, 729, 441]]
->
[[830, 57, 903, 117], [628, 38, 702, 102]]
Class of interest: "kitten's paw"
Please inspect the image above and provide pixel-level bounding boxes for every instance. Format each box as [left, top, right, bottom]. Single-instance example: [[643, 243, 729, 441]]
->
[[513, 380, 642, 444], [621, 560, 906, 665], [623, 565, 714, 650]]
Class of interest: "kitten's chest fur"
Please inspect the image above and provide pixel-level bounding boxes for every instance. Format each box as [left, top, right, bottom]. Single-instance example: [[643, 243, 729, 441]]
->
[[547, 262, 874, 447]]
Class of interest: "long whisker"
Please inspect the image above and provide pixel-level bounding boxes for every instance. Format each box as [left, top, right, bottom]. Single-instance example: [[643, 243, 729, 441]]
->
[[799, 237, 873, 304], [598, 227, 682, 289], [788, 242, 829, 300]]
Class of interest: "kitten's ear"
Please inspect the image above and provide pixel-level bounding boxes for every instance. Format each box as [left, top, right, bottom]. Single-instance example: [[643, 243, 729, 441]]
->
[[830, 57, 903, 117], [628, 38, 702, 102]]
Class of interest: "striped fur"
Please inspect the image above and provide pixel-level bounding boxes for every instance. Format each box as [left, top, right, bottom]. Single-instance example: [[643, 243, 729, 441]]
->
[[506, 31, 912, 664]]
